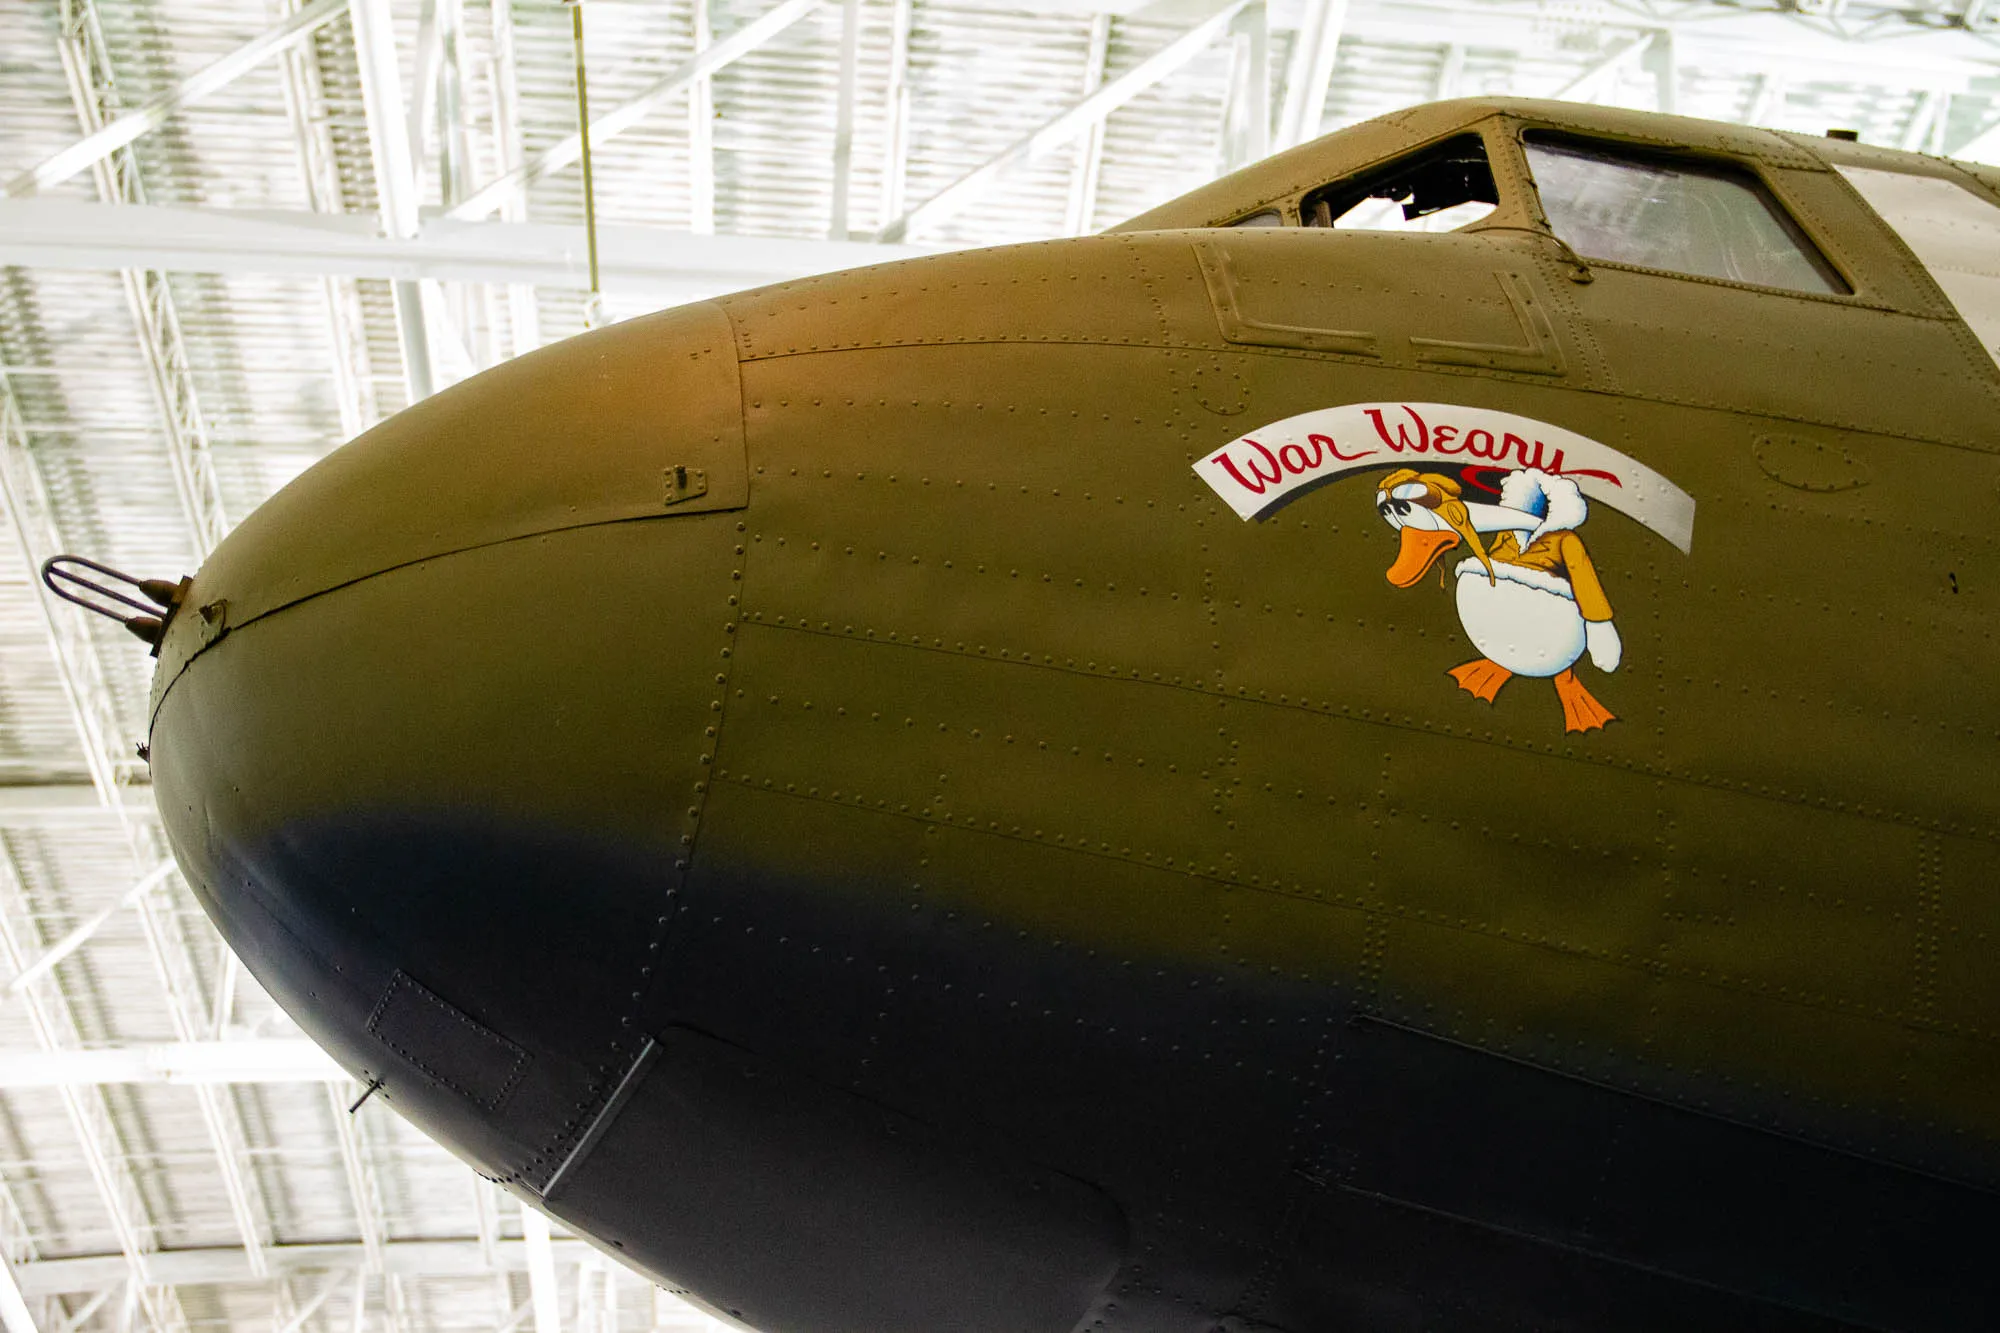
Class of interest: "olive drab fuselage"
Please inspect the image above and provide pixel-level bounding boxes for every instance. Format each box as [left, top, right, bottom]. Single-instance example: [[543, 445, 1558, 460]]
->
[[148, 99, 2000, 1333]]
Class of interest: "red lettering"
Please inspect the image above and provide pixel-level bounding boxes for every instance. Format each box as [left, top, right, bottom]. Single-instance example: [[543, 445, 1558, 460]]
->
[[1512, 436, 1552, 471], [1431, 424, 1461, 455], [1560, 466, 1621, 487], [1212, 439, 1284, 494], [1460, 465, 1507, 495], [1365, 405, 1430, 453], [1465, 428, 1496, 460], [1309, 431, 1374, 463]]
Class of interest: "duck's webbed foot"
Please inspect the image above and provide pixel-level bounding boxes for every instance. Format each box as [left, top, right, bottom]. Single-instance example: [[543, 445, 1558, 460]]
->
[[1554, 668, 1616, 733], [1448, 658, 1513, 702]]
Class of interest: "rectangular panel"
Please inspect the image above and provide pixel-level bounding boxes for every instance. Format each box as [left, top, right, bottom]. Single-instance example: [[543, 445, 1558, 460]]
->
[[1839, 164, 2000, 370]]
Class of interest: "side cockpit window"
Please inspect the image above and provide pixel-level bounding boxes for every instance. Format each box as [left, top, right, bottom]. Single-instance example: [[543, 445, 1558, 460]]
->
[[1300, 134, 1498, 233], [1524, 135, 1848, 294]]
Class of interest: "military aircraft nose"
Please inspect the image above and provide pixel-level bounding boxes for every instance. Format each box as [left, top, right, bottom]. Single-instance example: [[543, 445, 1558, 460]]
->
[[146, 302, 750, 1181], [160, 301, 747, 634]]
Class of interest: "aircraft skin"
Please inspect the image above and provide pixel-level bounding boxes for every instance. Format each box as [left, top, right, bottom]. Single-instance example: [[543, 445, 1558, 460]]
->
[[142, 98, 2000, 1332]]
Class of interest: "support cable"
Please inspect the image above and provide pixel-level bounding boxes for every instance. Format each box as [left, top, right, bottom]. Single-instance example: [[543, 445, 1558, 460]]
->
[[567, 0, 604, 327]]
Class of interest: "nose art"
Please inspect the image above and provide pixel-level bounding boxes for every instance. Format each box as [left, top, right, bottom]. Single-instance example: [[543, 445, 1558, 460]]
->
[[147, 300, 748, 1180]]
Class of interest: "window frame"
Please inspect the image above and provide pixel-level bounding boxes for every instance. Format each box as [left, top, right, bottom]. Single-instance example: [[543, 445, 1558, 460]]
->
[[1224, 207, 1288, 228], [1207, 121, 1548, 235], [1510, 127, 1861, 302], [1296, 132, 1502, 234]]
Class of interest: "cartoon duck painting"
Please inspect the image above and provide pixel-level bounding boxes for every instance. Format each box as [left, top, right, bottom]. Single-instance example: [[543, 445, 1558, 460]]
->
[[1375, 466, 1623, 733]]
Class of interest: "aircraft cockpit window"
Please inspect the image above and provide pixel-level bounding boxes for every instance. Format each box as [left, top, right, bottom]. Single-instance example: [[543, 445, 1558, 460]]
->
[[1300, 135, 1499, 233], [1229, 209, 1285, 227], [1524, 136, 1848, 294]]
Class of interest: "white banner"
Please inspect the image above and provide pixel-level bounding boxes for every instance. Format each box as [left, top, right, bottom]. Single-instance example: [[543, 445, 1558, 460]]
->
[[1194, 401, 1696, 552]]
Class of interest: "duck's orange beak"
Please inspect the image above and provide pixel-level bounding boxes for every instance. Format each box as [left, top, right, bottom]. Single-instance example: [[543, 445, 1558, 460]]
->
[[1386, 527, 1460, 588]]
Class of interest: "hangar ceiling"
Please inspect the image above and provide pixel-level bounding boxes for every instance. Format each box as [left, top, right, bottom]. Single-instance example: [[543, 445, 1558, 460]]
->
[[0, 1, 1994, 1332]]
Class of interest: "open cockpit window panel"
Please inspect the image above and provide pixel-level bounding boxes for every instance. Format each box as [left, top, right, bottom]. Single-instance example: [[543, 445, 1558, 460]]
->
[[1523, 134, 1849, 295], [1228, 209, 1286, 227], [1299, 134, 1499, 234]]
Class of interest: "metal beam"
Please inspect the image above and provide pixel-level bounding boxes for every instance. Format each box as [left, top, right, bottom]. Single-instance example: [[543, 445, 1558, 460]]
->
[[272, 1277, 340, 1333], [49, 1286, 111, 1333], [1550, 33, 1647, 101], [448, 0, 824, 223], [1220, 2, 1269, 172], [0, 373, 137, 804], [406, 0, 447, 209], [0, 840, 179, 1333], [54, 0, 230, 558], [1950, 112, 2000, 162], [1928, 93, 1953, 156], [1901, 88, 1948, 153], [327, 1086, 389, 1275], [0, 365, 211, 1326], [877, 0, 912, 230], [0, 1252, 37, 1333], [930, 0, 2000, 79], [209, 945, 239, 1040], [0, 784, 154, 827], [485, 0, 542, 359], [14, 1239, 597, 1298], [350, 0, 437, 403], [3, 860, 173, 1000], [688, 0, 717, 237], [1647, 28, 1677, 116], [5, 0, 351, 199], [0, 199, 940, 300], [131, 890, 278, 1276], [1272, 0, 1344, 150], [1063, 13, 1111, 237], [117, 267, 229, 556], [349, 0, 419, 247], [520, 1206, 560, 1333], [1334, 0, 1996, 84], [880, 0, 1249, 242], [472, 1181, 510, 1331], [434, 2, 488, 366], [1432, 42, 1462, 100], [0, 1040, 342, 1087], [577, 1253, 614, 1333], [0, 1166, 37, 1282], [828, 0, 863, 240], [1745, 70, 1786, 126], [276, 0, 379, 437], [0, 370, 180, 1284]]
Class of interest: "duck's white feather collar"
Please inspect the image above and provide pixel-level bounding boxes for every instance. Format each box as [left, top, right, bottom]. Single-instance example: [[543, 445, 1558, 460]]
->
[[1454, 557, 1576, 602]]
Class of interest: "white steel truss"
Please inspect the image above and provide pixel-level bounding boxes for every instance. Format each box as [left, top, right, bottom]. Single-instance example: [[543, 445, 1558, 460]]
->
[[54, 0, 230, 560], [0, 841, 183, 1333], [445, 0, 826, 223], [1063, 11, 1112, 237], [277, 0, 382, 439], [0, 373, 139, 805], [0, 1041, 341, 1089], [6, 0, 351, 201], [0, 200, 939, 300], [879, 0, 1252, 241]]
